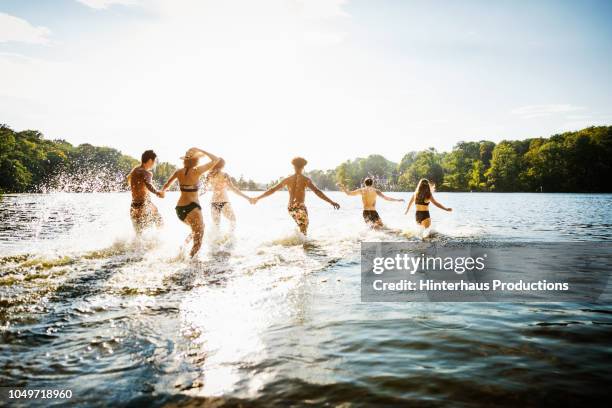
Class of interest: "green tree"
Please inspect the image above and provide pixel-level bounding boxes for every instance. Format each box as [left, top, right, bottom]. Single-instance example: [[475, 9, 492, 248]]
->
[[398, 148, 444, 190], [486, 142, 521, 191]]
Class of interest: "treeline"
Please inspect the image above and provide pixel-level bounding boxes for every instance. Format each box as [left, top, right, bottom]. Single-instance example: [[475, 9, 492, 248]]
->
[[305, 126, 612, 192], [2, 124, 611, 193], [0, 124, 175, 193], [230, 176, 262, 191]]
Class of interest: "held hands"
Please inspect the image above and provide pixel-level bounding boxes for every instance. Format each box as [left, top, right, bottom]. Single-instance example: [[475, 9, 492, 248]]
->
[[156, 191, 165, 198], [249, 197, 258, 205]]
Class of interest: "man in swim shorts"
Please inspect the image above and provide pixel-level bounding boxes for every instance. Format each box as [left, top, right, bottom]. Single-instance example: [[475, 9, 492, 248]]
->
[[253, 157, 340, 235], [339, 177, 403, 229], [127, 150, 165, 234]]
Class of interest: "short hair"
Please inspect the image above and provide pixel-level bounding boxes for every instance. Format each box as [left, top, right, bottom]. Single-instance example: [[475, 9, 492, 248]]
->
[[141, 150, 157, 164], [364, 177, 373, 186], [291, 157, 308, 169]]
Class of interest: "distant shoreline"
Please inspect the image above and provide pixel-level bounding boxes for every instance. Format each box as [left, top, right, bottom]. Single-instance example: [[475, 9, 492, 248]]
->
[[2, 124, 611, 194], [2, 191, 612, 195]]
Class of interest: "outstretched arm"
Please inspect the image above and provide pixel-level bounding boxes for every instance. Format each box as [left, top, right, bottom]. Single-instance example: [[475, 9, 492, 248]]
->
[[430, 195, 452, 212], [162, 170, 179, 192], [376, 190, 404, 202], [308, 178, 340, 209], [144, 171, 164, 198], [404, 194, 414, 214], [226, 174, 252, 201], [338, 184, 361, 196], [255, 178, 287, 202]]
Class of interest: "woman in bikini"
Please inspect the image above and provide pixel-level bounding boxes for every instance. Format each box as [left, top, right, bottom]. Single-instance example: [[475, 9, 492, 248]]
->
[[405, 179, 452, 229], [161, 148, 220, 257], [205, 158, 254, 230]]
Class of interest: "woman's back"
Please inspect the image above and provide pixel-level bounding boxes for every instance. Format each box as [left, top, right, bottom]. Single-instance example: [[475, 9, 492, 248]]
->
[[176, 167, 203, 205], [206, 172, 229, 202]]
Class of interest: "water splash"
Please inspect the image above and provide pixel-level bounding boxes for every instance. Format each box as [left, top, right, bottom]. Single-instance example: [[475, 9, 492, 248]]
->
[[38, 164, 128, 193]]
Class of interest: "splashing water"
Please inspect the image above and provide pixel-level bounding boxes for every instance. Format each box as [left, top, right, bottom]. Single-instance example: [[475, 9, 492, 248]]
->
[[1, 192, 611, 406]]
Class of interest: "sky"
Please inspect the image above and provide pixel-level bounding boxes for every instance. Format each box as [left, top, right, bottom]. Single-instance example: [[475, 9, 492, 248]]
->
[[1, 0, 611, 181]]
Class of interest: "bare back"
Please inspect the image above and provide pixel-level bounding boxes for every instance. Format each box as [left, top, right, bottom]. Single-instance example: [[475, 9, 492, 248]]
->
[[206, 172, 230, 203], [285, 174, 309, 207], [175, 167, 204, 206], [129, 166, 155, 203], [360, 187, 378, 210]]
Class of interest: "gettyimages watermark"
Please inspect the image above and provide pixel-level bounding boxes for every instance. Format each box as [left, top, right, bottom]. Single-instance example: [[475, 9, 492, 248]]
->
[[361, 242, 612, 302]]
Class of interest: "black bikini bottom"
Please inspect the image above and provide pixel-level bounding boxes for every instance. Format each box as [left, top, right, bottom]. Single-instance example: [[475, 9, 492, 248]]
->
[[131, 201, 148, 209], [175, 202, 201, 221], [415, 210, 430, 224], [362, 210, 382, 225], [211, 202, 228, 213]]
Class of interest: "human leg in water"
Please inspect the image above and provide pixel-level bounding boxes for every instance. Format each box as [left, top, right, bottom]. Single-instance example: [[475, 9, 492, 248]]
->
[[221, 202, 237, 231], [184, 207, 204, 257]]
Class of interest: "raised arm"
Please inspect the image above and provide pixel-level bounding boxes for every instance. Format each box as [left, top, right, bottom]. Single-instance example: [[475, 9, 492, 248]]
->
[[226, 174, 252, 201], [376, 190, 404, 202], [194, 148, 218, 162], [338, 184, 361, 196], [429, 195, 452, 212], [194, 149, 220, 174], [307, 178, 340, 209], [255, 178, 288, 202], [404, 194, 414, 215], [162, 170, 179, 192]]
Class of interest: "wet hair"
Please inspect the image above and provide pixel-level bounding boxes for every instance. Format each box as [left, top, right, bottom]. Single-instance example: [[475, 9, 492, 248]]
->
[[291, 157, 307, 169], [141, 150, 157, 164], [415, 179, 433, 203], [364, 177, 373, 186]]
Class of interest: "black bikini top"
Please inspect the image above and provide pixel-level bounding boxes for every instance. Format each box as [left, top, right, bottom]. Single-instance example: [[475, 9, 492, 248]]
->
[[180, 183, 200, 192], [415, 197, 430, 206]]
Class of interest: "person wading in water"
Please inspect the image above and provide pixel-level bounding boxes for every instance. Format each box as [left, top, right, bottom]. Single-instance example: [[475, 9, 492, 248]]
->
[[252, 157, 339, 235], [161, 148, 220, 257]]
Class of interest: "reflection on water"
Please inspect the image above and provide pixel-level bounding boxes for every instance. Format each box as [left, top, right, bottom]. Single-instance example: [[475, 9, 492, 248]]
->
[[0, 192, 611, 406]]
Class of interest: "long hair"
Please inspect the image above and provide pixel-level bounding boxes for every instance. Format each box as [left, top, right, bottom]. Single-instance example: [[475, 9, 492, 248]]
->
[[415, 178, 433, 203], [183, 157, 199, 175]]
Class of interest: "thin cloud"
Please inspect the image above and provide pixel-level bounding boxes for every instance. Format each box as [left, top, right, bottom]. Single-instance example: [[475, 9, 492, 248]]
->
[[0, 13, 51, 44], [296, 0, 350, 20], [75, 0, 141, 10], [511, 104, 585, 119]]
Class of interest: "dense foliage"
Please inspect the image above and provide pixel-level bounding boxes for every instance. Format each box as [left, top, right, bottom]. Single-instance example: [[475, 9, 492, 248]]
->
[[2, 124, 610, 193], [0, 125, 175, 193], [305, 126, 611, 192]]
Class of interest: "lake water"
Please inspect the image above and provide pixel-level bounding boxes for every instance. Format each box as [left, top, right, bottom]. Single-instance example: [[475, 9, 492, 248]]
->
[[1, 192, 611, 406]]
